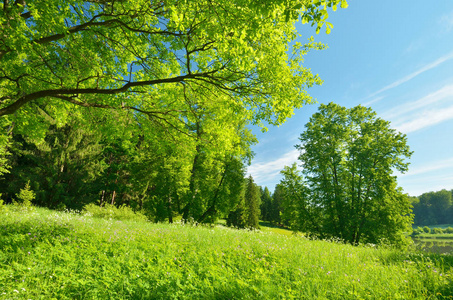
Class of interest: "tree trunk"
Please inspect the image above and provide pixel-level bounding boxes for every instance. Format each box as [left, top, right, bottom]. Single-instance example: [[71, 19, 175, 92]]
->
[[111, 190, 116, 205]]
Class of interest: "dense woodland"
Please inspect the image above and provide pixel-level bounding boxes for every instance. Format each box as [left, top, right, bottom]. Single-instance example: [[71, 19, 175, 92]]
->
[[411, 189, 453, 226]]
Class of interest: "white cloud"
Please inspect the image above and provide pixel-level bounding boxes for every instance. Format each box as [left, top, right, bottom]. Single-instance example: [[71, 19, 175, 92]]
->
[[401, 158, 453, 177], [379, 84, 453, 134], [383, 84, 453, 120], [396, 159, 453, 195], [362, 96, 384, 107], [247, 149, 299, 184], [394, 105, 453, 134], [365, 51, 453, 101]]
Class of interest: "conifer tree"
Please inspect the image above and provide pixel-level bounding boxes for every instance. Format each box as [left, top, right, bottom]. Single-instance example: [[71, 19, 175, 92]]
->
[[245, 176, 260, 229]]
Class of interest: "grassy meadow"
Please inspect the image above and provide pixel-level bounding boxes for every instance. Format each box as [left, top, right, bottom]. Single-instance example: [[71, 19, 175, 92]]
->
[[1, 206, 453, 299]]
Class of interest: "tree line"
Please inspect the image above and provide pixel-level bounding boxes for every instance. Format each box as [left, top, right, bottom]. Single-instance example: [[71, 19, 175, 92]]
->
[[411, 189, 453, 226]]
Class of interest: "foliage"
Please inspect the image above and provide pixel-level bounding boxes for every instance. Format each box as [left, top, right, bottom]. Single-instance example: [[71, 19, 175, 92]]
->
[[14, 181, 35, 206], [226, 205, 247, 228], [1, 207, 452, 299], [412, 189, 453, 225], [0, 121, 11, 177], [1, 118, 106, 209], [260, 186, 281, 225], [244, 176, 260, 229], [280, 103, 413, 246], [83, 203, 148, 223], [260, 187, 272, 222], [0, 0, 349, 223], [433, 228, 444, 234], [227, 176, 260, 229], [0, 0, 347, 133], [415, 226, 453, 235]]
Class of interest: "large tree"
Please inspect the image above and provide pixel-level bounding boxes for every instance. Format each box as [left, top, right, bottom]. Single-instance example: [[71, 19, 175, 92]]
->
[[281, 102, 413, 246], [0, 0, 347, 136]]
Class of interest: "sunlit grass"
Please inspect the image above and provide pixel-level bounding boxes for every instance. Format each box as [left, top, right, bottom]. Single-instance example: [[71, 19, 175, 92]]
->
[[1, 206, 452, 299]]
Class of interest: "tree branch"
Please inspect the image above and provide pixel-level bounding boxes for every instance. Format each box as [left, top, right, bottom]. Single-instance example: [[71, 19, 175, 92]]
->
[[0, 70, 221, 116]]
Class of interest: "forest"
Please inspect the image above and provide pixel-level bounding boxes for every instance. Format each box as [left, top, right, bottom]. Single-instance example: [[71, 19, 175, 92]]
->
[[0, 0, 434, 247], [0, 0, 348, 228], [411, 189, 453, 226]]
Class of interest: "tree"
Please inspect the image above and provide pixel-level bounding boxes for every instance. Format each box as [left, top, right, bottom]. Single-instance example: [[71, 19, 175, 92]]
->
[[412, 189, 453, 225], [260, 186, 273, 222], [244, 175, 260, 229], [270, 184, 283, 225], [1, 0, 347, 138], [281, 103, 413, 246], [1, 117, 106, 209]]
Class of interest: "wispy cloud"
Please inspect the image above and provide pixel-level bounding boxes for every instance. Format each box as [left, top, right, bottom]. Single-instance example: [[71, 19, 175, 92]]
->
[[401, 158, 453, 177], [384, 84, 453, 133], [247, 149, 299, 184], [365, 52, 453, 101], [383, 84, 453, 120], [363, 96, 384, 107], [394, 105, 453, 134]]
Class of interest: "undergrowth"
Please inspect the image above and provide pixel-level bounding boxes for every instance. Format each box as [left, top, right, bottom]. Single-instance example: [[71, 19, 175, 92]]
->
[[1, 207, 452, 299]]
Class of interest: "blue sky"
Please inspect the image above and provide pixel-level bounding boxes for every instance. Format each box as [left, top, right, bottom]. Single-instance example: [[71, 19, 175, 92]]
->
[[247, 1, 453, 197]]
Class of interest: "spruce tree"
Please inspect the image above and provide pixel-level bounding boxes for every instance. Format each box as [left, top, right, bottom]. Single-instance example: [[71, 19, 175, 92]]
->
[[245, 176, 260, 229]]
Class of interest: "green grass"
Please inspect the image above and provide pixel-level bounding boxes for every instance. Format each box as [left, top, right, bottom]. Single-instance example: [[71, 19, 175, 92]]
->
[[1, 206, 453, 299], [258, 221, 294, 237]]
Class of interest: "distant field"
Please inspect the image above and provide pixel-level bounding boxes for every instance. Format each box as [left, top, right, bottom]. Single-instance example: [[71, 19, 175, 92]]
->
[[1, 206, 453, 299]]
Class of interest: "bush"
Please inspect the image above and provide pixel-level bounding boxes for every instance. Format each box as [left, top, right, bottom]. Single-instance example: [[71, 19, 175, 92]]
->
[[422, 226, 431, 234], [83, 203, 148, 222], [411, 227, 422, 236], [13, 181, 35, 211], [445, 227, 453, 234], [432, 228, 443, 234]]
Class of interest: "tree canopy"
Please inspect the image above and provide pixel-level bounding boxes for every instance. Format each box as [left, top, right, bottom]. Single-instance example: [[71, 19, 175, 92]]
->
[[411, 189, 453, 226], [0, 0, 348, 223], [279, 103, 413, 246], [1, 0, 347, 136]]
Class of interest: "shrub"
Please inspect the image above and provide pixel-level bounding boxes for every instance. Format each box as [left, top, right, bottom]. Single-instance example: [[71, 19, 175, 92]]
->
[[83, 203, 148, 222], [445, 227, 453, 234], [411, 228, 422, 236], [432, 228, 443, 234], [13, 181, 35, 211], [422, 226, 431, 234]]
